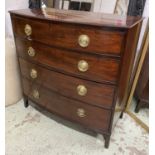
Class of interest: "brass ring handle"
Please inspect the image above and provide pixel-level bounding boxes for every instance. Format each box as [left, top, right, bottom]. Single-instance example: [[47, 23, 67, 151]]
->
[[30, 69, 37, 79], [78, 60, 89, 72], [32, 89, 40, 99], [28, 47, 35, 57], [77, 85, 87, 96], [78, 35, 90, 48], [77, 108, 86, 118], [24, 24, 32, 36]]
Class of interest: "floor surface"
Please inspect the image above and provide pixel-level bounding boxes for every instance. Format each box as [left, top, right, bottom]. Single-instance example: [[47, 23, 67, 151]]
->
[[6, 100, 149, 155], [129, 98, 149, 126]]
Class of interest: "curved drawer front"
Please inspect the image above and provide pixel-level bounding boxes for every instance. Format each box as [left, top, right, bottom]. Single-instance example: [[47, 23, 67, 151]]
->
[[16, 39, 120, 84], [22, 78, 111, 132], [13, 16, 125, 56], [19, 58, 115, 109]]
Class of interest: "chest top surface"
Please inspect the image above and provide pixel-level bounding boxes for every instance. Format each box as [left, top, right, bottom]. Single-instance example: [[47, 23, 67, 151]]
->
[[9, 8, 142, 28]]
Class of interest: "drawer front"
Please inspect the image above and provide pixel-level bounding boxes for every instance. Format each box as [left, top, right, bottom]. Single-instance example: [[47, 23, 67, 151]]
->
[[16, 39, 120, 84], [19, 58, 115, 109], [22, 78, 111, 132], [13, 16, 125, 56]]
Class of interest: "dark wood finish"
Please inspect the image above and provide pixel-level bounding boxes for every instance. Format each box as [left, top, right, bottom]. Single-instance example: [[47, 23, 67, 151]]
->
[[116, 22, 142, 110], [127, 0, 146, 16], [119, 112, 124, 119], [104, 135, 110, 148], [13, 16, 125, 56], [9, 8, 142, 28], [80, 2, 92, 11], [69, 1, 80, 10], [10, 9, 143, 148], [16, 38, 120, 84], [23, 94, 29, 108], [22, 78, 111, 132], [110, 21, 142, 132], [134, 49, 149, 113], [19, 58, 116, 109], [135, 82, 149, 113]]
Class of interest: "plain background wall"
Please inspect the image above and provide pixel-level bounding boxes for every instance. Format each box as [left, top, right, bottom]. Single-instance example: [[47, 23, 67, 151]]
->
[[93, 0, 117, 13], [5, 0, 28, 106], [6, 0, 28, 38], [99, 0, 117, 13]]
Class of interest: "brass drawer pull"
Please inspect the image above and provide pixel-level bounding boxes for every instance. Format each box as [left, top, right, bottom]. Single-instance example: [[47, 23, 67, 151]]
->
[[78, 60, 89, 72], [77, 108, 86, 117], [24, 24, 32, 36], [30, 69, 37, 79], [28, 47, 35, 57], [77, 85, 87, 96], [78, 35, 90, 48], [32, 89, 40, 99]]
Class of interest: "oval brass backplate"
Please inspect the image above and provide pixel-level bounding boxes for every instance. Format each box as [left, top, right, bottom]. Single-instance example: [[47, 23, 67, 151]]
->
[[77, 108, 86, 117], [24, 24, 32, 36], [77, 85, 87, 96], [78, 60, 89, 72], [28, 47, 35, 57], [78, 35, 90, 48], [32, 89, 40, 99], [30, 69, 37, 79]]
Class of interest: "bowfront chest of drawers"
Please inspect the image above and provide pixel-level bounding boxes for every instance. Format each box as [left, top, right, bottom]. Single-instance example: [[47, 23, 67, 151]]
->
[[10, 8, 142, 148]]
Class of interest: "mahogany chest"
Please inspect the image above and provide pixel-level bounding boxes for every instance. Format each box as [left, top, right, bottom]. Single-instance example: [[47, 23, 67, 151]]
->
[[10, 8, 142, 148]]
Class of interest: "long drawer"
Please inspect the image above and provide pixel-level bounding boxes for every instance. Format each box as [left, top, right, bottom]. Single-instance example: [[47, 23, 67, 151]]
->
[[22, 78, 111, 132], [16, 39, 120, 84], [19, 58, 115, 109], [12, 16, 125, 56]]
